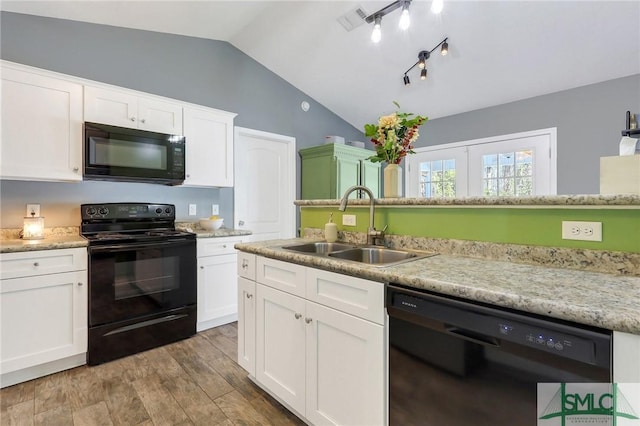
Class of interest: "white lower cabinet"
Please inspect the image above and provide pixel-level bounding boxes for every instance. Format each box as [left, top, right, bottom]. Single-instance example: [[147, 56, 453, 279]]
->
[[238, 276, 256, 376], [196, 237, 245, 331], [0, 248, 88, 388], [242, 255, 386, 426]]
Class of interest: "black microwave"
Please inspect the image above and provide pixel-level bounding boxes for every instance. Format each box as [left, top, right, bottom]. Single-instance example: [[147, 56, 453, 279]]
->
[[84, 122, 186, 185]]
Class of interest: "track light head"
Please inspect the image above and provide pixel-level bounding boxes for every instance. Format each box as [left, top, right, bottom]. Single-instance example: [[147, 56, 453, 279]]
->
[[441, 41, 449, 56], [398, 1, 410, 30], [418, 51, 430, 69], [420, 68, 427, 80], [371, 15, 382, 43], [403, 74, 411, 86]]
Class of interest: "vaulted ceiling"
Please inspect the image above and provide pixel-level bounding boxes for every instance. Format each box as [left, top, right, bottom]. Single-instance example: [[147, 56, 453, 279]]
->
[[2, 1, 639, 130]]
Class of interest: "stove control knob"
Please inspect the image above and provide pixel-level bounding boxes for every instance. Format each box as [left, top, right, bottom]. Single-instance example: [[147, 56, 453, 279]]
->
[[98, 207, 109, 216], [86, 207, 97, 216], [155, 207, 163, 214], [165, 207, 171, 214]]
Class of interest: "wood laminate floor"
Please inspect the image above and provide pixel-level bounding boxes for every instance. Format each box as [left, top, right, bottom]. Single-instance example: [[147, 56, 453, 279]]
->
[[0, 323, 305, 426]]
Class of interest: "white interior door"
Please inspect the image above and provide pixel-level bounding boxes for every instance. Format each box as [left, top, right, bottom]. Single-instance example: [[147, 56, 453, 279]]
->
[[234, 127, 296, 242]]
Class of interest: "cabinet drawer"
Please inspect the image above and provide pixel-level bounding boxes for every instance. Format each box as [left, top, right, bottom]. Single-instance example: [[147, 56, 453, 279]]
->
[[0, 248, 87, 280], [237, 252, 256, 280], [256, 257, 306, 298], [197, 237, 243, 257], [305, 268, 384, 324]]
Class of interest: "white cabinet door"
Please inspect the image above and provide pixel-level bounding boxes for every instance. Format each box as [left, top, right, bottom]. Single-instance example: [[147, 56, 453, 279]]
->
[[182, 106, 235, 187], [1, 66, 83, 181], [196, 252, 238, 331], [84, 86, 183, 134], [305, 301, 385, 426], [256, 284, 306, 414], [256, 256, 306, 298], [238, 276, 256, 376], [84, 85, 138, 128], [137, 97, 183, 134], [0, 270, 87, 374]]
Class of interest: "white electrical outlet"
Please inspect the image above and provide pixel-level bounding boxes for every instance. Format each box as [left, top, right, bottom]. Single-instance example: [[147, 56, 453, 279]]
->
[[26, 204, 40, 217], [211, 204, 219, 216], [342, 214, 356, 226], [561, 221, 602, 242], [188, 204, 197, 216]]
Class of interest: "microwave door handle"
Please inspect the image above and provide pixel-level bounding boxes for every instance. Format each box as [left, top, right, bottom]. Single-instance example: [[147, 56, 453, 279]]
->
[[89, 239, 192, 253]]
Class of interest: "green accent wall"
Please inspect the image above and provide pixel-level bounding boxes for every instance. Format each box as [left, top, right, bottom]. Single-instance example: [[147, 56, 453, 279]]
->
[[300, 206, 640, 253]]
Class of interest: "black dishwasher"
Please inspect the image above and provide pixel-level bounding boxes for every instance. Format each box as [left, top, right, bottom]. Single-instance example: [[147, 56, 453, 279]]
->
[[387, 284, 612, 426]]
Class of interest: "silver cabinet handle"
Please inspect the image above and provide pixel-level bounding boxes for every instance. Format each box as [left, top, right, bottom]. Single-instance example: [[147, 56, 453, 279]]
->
[[305, 318, 313, 324], [238, 220, 245, 226], [223, 245, 227, 248], [140, 118, 146, 124], [130, 117, 136, 122], [77, 282, 83, 286], [186, 174, 190, 178], [242, 259, 249, 269], [33, 262, 39, 267], [200, 266, 204, 269], [246, 293, 253, 299], [294, 313, 302, 320]]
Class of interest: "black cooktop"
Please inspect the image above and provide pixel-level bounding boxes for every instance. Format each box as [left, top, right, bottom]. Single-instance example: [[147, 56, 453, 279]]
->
[[81, 203, 194, 245]]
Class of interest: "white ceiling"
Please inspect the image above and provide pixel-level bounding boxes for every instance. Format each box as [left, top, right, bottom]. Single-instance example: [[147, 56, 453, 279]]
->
[[2, 0, 639, 131]]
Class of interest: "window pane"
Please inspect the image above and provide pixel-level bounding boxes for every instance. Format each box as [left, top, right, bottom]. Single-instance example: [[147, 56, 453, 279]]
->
[[482, 150, 535, 196], [419, 159, 456, 198]]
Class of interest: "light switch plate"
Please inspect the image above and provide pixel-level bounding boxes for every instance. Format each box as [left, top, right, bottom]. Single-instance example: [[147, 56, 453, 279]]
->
[[26, 204, 40, 217], [342, 215, 356, 226], [188, 204, 197, 216]]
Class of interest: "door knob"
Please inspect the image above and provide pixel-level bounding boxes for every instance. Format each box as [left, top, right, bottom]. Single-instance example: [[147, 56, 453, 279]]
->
[[246, 293, 253, 299], [294, 313, 302, 319], [305, 318, 313, 324]]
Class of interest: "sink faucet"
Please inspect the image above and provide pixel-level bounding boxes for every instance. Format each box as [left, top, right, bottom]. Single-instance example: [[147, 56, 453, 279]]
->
[[339, 185, 386, 246]]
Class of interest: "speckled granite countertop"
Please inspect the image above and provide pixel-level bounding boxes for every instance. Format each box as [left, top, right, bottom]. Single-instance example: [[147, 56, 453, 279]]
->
[[235, 238, 640, 335], [176, 223, 252, 239], [1, 235, 88, 253], [295, 194, 640, 207]]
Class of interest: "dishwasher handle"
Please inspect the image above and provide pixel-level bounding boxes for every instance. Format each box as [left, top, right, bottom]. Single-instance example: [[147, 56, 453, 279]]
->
[[445, 326, 500, 347]]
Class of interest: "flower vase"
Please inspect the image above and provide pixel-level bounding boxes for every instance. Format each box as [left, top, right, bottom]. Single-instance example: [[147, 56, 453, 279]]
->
[[383, 164, 403, 198]]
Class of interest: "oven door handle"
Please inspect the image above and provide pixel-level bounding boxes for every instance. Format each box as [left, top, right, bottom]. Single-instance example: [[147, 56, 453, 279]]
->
[[89, 239, 193, 253], [445, 326, 501, 347]]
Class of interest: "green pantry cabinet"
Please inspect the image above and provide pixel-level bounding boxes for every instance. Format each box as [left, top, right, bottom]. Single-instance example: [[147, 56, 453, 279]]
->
[[300, 144, 380, 199]]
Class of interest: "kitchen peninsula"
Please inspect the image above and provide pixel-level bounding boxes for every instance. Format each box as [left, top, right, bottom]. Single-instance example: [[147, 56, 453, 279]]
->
[[234, 194, 640, 426]]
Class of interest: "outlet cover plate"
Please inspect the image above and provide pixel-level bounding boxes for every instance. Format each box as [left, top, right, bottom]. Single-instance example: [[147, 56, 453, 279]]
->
[[561, 221, 602, 242], [188, 204, 197, 216], [211, 204, 219, 216], [26, 204, 41, 217], [342, 215, 356, 226]]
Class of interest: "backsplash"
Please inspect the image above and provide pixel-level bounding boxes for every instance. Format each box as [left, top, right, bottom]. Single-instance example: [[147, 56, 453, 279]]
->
[[303, 228, 640, 276], [300, 204, 640, 253]]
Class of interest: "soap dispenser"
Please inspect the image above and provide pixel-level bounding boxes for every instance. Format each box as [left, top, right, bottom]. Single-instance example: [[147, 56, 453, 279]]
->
[[325, 212, 338, 243]]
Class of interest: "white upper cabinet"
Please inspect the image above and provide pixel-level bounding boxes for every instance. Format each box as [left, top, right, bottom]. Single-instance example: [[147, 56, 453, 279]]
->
[[182, 106, 236, 187], [1, 64, 83, 182], [84, 86, 183, 135]]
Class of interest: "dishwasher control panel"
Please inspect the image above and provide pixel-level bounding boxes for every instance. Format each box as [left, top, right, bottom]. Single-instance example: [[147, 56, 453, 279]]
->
[[387, 285, 611, 369]]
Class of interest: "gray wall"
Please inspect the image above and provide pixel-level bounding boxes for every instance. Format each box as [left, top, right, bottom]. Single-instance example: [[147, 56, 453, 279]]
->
[[0, 11, 364, 228], [419, 74, 640, 195]]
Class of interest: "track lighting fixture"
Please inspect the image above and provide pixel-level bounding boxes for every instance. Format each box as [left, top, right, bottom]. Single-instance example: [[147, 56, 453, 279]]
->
[[431, 0, 444, 14], [365, 0, 412, 43], [402, 38, 449, 85]]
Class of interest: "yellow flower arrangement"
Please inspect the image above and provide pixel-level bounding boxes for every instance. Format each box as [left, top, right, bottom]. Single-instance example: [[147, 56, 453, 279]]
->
[[364, 101, 428, 165]]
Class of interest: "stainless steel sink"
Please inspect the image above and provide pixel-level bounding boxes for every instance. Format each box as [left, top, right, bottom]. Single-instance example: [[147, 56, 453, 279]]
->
[[282, 242, 356, 254], [328, 247, 428, 266]]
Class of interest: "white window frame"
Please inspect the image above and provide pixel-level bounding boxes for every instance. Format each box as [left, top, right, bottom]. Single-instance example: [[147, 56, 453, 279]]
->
[[406, 127, 557, 197]]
